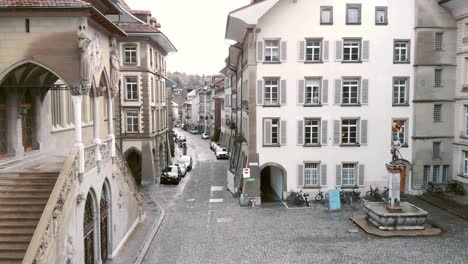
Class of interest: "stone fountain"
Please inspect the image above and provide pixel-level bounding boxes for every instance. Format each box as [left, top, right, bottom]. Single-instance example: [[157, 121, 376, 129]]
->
[[363, 141, 429, 231]]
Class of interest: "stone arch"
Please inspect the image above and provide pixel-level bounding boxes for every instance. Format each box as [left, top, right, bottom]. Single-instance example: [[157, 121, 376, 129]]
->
[[0, 59, 69, 88], [260, 162, 287, 202], [100, 178, 112, 263], [83, 188, 100, 264], [124, 147, 142, 185]]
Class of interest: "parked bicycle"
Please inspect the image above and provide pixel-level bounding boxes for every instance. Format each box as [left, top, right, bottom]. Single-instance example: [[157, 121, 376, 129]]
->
[[425, 181, 443, 194], [365, 185, 382, 201], [381, 187, 389, 201], [446, 180, 465, 195], [314, 187, 327, 204], [287, 190, 310, 207]]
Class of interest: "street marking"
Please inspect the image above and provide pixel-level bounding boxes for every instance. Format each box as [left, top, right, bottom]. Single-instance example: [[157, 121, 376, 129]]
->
[[186, 198, 195, 202], [210, 186, 223, 192], [209, 198, 223, 203], [217, 218, 233, 223]]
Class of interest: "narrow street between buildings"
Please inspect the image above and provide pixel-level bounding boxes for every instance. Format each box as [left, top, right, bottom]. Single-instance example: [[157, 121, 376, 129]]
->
[[142, 129, 468, 264]]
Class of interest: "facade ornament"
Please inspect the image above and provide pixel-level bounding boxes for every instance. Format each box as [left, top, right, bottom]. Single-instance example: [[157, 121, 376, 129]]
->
[[390, 139, 402, 162], [77, 192, 86, 203], [110, 36, 120, 98], [78, 17, 92, 94], [65, 234, 75, 264]]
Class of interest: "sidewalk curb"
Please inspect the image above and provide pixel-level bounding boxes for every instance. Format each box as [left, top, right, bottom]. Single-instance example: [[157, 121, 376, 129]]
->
[[134, 193, 166, 264]]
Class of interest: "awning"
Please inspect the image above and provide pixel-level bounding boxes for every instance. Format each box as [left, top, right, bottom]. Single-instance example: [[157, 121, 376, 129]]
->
[[225, 0, 279, 42]]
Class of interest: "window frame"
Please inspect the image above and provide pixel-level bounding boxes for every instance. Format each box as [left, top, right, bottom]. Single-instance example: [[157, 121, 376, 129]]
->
[[341, 78, 360, 105], [263, 78, 280, 106], [434, 68, 443, 87], [304, 119, 321, 146], [342, 163, 357, 186], [464, 106, 468, 137], [271, 118, 280, 145], [392, 119, 408, 146], [464, 151, 468, 176], [433, 142, 441, 159], [124, 76, 139, 101], [341, 118, 359, 145], [393, 40, 410, 64], [320, 6, 333, 25], [263, 39, 280, 63], [375, 6, 388, 25], [346, 4, 361, 25], [392, 77, 409, 106], [305, 38, 322, 62], [442, 165, 449, 183], [123, 44, 138, 65], [305, 78, 321, 105], [433, 104, 442, 123], [304, 162, 320, 187], [435, 32, 444, 51], [125, 110, 139, 134], [342, 39, 361, 62], [423, 165, 431, 185]]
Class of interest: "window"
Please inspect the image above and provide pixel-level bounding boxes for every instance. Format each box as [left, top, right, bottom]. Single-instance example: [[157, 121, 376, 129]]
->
[[393, 78, 408, 105], [305, 39, 321, 62], [423, 165, 431, 185], [375, 7, 388, 25], [125, 77, 138, 100], [304, 119, 320, 145], [25, 19, 30, 33], [342, 79, 359, 105], [433, 142, 441, 158], [465, 106, 468, 136], [124, 45, 137, 64], [149, 48, 153, 68], [126, 110, 139, 133], [341, 119, 358, 144], [343, 40, 360, 62], [151, 78, 154, 103], [271, 119, 279, 144], [435, 32, 443, 50], [346, 4, 361, 25], [305, 79, 321, 105], [392, 119, 407, 145], [264, 40, 279, 62], [304, 163, 320, 186], [342, 163, 356, 186], [442, 165, 449, 183], [394, 40, 409, 63], [433, 104, 442, 123], [433, 165, 440, 183], [264, 79, 279, 105], [320, 6, 333, 25], [434, 69, 442, 87], [464, 151, 468, 175]]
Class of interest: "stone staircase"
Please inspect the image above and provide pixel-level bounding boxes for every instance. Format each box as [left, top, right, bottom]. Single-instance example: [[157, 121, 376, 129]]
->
[[418, 193, 468, 219], [0, 172, 59, 264]]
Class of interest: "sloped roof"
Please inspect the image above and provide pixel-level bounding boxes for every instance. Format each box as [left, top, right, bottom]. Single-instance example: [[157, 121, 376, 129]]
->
[[0, 0, 91, 8], [131, 9, 151, 15], [118, 23, 159, 33]]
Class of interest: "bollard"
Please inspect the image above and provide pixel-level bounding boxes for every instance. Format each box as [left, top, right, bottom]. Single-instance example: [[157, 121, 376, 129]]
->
[[251, 199, 256, 208]]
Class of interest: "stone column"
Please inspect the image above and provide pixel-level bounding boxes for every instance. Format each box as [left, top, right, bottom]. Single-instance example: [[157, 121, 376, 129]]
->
[[107, 92, 116, 158], [92, 90, 102, 170], [71, 83, 89, 177]]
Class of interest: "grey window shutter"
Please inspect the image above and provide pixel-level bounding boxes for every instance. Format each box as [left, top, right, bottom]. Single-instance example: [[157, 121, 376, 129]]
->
[[297, 120, 304, 145], [335, 40, 343, 61], [333, 120, 340, 145], [323, 40, 329, 61], [298, 41, 305, 61], [298, 80, 305, 105], [361, 79, 368, 104], [321, 120, 328, 145], [361, 119, 368, 145], [404, 119, 409, 145], [280, 79, 287, 105], [358, 164, 365, 186], [281, 120, 287, 145], [320, 164, 327, 186], [297, 164, 304, 187], [264, 119, 272, 145], [322, 79, 329, 104], [406, 78, 410, 104], [281, 41, 287, 62], [334, 79, 341, 105], [336, 164, 342, 186], [362, 40, 369, 61], [257, 41, 264, 62], [257, 80, 263, 105]]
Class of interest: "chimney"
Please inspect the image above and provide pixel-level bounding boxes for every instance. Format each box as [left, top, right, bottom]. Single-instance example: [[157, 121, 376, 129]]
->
[[150, 17, 161, 29]]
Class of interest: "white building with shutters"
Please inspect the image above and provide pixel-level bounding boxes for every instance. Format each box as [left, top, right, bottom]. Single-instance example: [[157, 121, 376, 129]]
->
[[225, 0, 416, 204]]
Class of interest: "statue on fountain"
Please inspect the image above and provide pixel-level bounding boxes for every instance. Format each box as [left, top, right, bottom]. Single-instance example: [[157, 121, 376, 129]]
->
[[390, 138, 402, 162]]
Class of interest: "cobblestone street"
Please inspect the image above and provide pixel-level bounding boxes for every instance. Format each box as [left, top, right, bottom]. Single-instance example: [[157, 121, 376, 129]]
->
[[142, 129, 468, 264]]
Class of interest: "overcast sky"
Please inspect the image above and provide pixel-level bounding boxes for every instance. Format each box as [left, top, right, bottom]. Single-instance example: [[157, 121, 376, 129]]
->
[[127, 0, 250, 75]]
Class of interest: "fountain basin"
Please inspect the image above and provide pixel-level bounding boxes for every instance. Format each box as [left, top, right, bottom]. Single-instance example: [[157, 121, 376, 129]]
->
[[364, 202, 428, 231]]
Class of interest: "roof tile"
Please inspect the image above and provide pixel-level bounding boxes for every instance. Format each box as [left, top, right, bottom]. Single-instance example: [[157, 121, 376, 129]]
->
[[0, 0, 91, 8]]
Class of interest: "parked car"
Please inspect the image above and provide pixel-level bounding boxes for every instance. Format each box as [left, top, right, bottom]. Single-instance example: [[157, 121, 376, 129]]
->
[[161, 165, 181, 184], [178, 155, 193, 171], [174, 162, 187, 177], [202, 133, 209, 139], [190, 129, 200, 135], [215, 147, 228, 159], [210, 142, 220, 151]]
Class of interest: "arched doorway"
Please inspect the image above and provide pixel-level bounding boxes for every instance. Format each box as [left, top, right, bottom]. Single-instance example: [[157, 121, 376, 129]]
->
[[83, 192, 97, 264], [125, 148, 142, 185], [100, 184, 110, 263], [260, 164, 286, 202], [21, 90, 37, 152]]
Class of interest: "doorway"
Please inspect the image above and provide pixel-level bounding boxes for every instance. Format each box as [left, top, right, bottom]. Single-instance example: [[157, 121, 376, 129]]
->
[[100, 186, 109, 264], [125, 148, 142, 185], [21, 90, 36, 152], [260, 165, 286, 202], [83, 193, 96, 264], [400, 165, 407, 193], [0, 89, 7, 158]]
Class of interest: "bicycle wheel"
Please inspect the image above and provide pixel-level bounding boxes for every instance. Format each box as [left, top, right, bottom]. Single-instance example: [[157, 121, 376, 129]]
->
[[314, 193, 323, 202], [365, 191, 372, 199]]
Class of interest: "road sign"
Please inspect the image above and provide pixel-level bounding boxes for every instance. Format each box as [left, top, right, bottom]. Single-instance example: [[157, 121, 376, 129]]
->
[[242, 168, 250, 178], [246, 178, 255, 182]]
